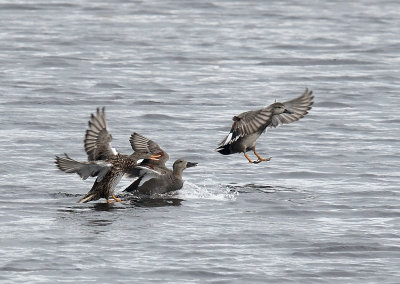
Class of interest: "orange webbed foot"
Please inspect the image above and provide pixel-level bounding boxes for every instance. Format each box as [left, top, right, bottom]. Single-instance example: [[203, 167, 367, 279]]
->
[[253, 150, 271, 163], [112, 195, 122, 202]]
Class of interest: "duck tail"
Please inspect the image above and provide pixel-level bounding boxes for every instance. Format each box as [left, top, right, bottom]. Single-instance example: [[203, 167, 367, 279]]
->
[[124, 177, 142, 192], [78, 193, 97, 203], [215, 144, 231, 155]]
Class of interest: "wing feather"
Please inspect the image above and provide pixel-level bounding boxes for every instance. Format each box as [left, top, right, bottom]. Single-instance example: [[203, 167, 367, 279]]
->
[[218, 109, 273, 146], [129, 132, 164, 155], [84, 107, 117, 161], [55, 154, 111, 180], [270, 88, 314, 128], [217, 88, 313, 147]]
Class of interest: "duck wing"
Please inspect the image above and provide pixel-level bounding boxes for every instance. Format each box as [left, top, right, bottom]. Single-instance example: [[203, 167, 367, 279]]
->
[[129, 132, 166, 155], [127, 132, 170, 177], [55, 153, 112, 182], [218, 108, 273, 147], [84, 107, 117, 161], [270, 88, 314, 127]]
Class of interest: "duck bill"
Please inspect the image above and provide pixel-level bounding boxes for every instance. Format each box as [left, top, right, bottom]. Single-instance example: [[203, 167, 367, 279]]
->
[[283, 109, 293, 114], [186, 162, 198, 168], [150, 154, 161, 161]]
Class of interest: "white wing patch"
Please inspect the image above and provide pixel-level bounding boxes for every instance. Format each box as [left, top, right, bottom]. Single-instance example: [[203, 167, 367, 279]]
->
[[223, 132, 233, 145], [111, 147, 118, 155], [222, 131, 241, 146]]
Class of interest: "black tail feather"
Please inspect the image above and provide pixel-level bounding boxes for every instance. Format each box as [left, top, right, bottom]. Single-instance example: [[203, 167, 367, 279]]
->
[[124, 177, 143, 192], [215, 145, 232, 155]]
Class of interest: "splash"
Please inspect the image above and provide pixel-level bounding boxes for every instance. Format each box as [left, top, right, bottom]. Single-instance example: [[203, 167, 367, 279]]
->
[[179, 178, 239, 201]]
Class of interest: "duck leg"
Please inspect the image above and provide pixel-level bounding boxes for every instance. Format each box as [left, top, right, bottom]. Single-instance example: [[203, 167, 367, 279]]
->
[[253, 149, 271, 163], [244, 152, 255, 163], [112, 194, 121, 202]]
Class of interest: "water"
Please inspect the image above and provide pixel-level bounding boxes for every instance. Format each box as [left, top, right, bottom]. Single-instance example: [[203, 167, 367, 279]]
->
[[1, 0, 399, 283]]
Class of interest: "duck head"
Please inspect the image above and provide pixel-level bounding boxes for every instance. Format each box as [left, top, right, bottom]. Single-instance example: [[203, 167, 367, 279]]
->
[[173, 158, 198, 172], [271, 102, 292, 115]]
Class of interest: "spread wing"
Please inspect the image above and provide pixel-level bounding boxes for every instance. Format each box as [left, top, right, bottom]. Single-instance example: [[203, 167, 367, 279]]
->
[[127, 132, 170, 177], [129, 132, 168, 155], [270, 88, 314, 127], [218, 108, 273, 147], [217, 88, 314, 147], [84, 107, 117, 161], [55, 153, 111, 182]]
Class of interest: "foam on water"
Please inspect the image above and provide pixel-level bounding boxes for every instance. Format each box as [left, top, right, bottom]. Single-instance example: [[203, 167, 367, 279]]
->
[[180, 180, 239, 201]]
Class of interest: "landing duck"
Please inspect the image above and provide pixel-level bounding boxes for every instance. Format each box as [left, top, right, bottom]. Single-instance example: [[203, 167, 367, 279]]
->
[[216, 88, 314, 163]]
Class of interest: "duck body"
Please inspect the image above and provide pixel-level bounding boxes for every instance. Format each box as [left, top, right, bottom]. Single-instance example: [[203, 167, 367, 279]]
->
[[76, 152, 148, 203], [217, 132, 262, 155], [137, 173, 184, 195], [79, 169, 124, 203], [56, 151, 157, 203], [125, 159, 197, 195]]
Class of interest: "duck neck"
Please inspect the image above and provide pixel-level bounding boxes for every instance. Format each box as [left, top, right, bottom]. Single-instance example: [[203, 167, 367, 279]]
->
[[172, 168, 183, 178]]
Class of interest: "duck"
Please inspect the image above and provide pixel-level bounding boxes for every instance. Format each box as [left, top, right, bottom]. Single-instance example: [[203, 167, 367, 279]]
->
[[124, 158, 197, 195], [215, 88, 314, 163], [55, 107, 160, 203], [55, 150, 159, 203]]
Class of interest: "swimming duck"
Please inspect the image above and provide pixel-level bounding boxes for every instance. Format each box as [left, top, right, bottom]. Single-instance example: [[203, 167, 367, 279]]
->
[[124, 158, 197, 195], [216, 88, 314, 163]]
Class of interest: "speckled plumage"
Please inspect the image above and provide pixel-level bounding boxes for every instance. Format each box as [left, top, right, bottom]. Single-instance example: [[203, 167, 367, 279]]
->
[[55, 107, 160, 203], [75, 152, 153, 203]]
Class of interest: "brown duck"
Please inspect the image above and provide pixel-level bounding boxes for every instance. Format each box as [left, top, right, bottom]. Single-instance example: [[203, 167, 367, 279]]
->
[[55, 107, 160, 203]]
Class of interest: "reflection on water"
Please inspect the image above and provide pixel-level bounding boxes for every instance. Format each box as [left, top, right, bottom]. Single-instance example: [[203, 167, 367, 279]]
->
[[84, 218, 113, 227], [57, 195, 183, 211], [91, 202, 124, 212], [128, 197, 183, 207], [81, 196, 183, 208]]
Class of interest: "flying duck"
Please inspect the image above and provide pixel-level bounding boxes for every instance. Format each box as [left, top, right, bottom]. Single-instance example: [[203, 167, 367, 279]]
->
[[216, 88, 314, 163]]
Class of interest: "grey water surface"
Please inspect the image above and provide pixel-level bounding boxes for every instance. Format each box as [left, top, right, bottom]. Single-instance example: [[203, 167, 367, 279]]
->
[[1, 0, 399, 283]]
